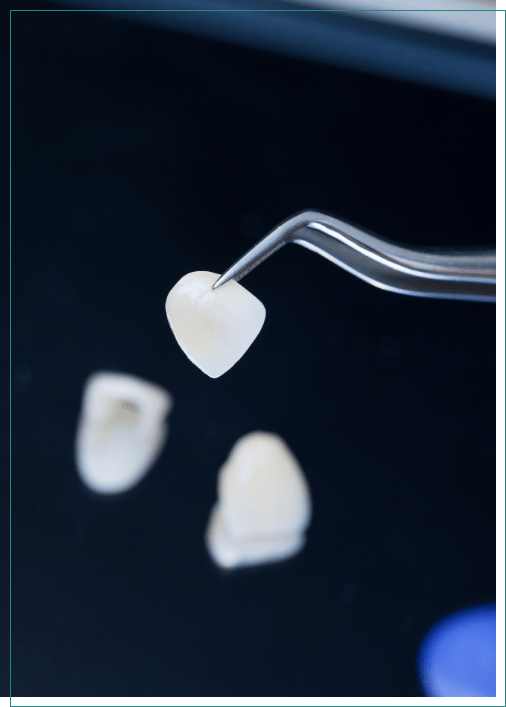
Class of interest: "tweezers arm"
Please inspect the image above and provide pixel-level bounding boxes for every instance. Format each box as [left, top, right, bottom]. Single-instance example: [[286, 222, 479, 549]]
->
[[213, 210, 496, 302], [294, 218, 496, 301]]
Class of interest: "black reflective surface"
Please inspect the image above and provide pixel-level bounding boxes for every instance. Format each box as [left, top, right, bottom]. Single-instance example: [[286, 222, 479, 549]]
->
[[11, 8, 495, 698]]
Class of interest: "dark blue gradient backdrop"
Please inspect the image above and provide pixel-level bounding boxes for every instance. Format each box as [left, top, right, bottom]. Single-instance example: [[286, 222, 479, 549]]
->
[[11, 7, 495, 698]]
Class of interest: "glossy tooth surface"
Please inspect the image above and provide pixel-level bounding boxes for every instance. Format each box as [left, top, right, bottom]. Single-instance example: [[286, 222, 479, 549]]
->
[[165, 271, 266, 378], [205, 432, 312, 569], [75, 372, 172, 494]]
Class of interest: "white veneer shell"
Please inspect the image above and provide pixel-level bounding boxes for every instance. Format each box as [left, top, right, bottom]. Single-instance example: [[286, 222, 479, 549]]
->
[[205, 503, 306, 570], [165, 271, 266, 378], [75, 372, 172, 494], [205, 432, 312, 569]]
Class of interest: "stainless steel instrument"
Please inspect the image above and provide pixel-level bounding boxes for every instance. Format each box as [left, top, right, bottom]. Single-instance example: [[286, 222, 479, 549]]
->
[[212, 210, 495, 302]]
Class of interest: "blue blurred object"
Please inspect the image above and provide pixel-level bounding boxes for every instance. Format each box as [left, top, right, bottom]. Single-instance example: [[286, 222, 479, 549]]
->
[[59, 0, 495, 99], [418, 604, 496, 697]]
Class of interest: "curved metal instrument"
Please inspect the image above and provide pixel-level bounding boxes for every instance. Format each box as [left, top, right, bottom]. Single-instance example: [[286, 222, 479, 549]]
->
[[212, 210, 495, 302]]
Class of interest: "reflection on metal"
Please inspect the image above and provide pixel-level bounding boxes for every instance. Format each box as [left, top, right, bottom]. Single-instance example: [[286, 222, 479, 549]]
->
[[213, 209, 496, 302]]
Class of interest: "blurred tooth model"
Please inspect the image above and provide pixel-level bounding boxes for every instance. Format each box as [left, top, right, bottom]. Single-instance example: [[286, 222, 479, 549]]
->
[[76, 372, 172, 494], [205, 432, 312, 569], [165, 271, 266, 378]]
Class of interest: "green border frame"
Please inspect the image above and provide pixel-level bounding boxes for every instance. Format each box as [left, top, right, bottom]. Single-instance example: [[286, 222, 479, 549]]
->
[[8, 5, 506, 707]]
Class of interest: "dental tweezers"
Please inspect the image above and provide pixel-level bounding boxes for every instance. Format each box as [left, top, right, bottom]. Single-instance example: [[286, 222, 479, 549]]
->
[[212, 210, 496, 302]]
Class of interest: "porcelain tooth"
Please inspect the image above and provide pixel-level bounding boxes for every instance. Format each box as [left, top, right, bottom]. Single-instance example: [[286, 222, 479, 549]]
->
[[205, 432, 312, 569], [166, 271, 266, 378], [75, 372, 172, 494]]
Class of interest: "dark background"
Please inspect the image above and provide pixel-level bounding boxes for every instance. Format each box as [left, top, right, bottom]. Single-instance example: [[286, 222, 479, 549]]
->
[[11, 7, 495, 698]]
